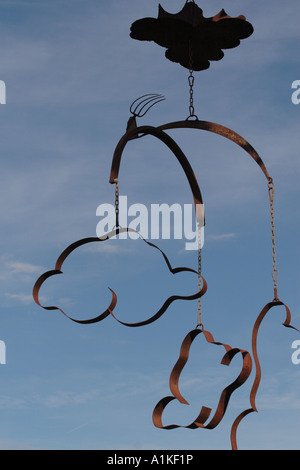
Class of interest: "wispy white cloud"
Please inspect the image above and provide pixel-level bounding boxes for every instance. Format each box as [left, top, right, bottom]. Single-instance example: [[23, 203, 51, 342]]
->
[[0, 259, 45, 305], [5, 293, 34, 304], [33, 389, 101, 408], [0, 258, 44, 280], [206, 233, 238, 242], [5, 261, 43, 275], [0, 439, 36, 450], [258, 390, 300, 411], [0, 395, 26, 410], [65, 420, 96, 435], [82, 242, 134, 255], [0, 0, 298, 452]]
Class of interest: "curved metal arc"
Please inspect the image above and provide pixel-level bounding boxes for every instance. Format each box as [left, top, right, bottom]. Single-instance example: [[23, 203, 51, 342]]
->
[[110, 118, 271, 234], [157, 120, 271, 181], [109, 125, 204, 222]]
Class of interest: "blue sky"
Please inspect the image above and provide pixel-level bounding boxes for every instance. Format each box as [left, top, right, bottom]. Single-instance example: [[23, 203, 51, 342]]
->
[[0, 0, 299, 450]]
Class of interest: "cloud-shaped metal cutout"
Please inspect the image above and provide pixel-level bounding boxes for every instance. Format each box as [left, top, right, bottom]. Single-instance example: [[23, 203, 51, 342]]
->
[[152, 326, 252, 430], [33, 227, 205, 326], [130, 3, 254, 70], [33, 235, 117, 324], [231, 299, 300, 449]]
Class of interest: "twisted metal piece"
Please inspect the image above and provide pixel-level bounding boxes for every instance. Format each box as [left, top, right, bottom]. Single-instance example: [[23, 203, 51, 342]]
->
[[32, 234, 118, 324], [33, 227, 202, 326], [230, 299, 300, 450], [110, 275, 207, 328], [152, 326, 252, 430], [130, 93, 166, 118], [230, 179, 299, 449]]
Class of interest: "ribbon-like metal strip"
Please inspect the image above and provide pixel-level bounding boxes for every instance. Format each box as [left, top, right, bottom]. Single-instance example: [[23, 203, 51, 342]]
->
[[230, 298, 300, 450], [110, 125, 205, 223], [33, 227, 202, 326], [157, 120, 270, 182], [152, 327, 252, 430]]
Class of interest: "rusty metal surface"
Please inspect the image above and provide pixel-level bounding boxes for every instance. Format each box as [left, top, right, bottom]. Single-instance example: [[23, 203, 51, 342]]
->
[[152, 326, 252, 430], [110, 275, 207, 329], [109, 115, 271, 234], [33, 227, 203, 327], [230, 298, 300, 450], [29, 0, 298, 449], [110, 115, 270, 224], [32, 84, 298, 448], [33, 233, 118, 324], [130, 2, 253, 70], [157, 120, 270, 181], [110, 124, 204, 219]]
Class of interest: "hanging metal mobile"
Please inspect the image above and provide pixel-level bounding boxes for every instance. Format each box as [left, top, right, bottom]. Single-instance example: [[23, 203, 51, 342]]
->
[[33, 0, 299, 450]]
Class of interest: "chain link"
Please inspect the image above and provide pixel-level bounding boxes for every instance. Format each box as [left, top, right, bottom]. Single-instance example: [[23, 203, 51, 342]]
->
[[187, 40, 198, 120], [197, 223, 203, 328], [188, 71, 196, 118], [268, 178, 279, 300], [114, 178, 120, 228]]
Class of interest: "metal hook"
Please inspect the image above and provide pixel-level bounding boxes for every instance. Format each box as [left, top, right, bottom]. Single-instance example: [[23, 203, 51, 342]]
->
[[130, 93, 166, 118]]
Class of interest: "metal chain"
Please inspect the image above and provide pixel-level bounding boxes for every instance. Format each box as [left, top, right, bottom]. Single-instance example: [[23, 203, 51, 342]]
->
[[268, 178, 279, 300], [188, 70, 196, 118], [197, 223, 203, 328], [187, 40, 198, 120], [114, 178, 120, 228]]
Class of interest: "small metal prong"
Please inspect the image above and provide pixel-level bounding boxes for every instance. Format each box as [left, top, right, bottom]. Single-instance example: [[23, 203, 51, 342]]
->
[[130, 93, 165, 118]]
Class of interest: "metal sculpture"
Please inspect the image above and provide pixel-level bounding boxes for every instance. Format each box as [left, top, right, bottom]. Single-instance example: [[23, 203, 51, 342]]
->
[[33, 226, 204, 327], [153, 327, 252, 431], [130, 1, 254, 71], [33, 0, 299, 450]]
